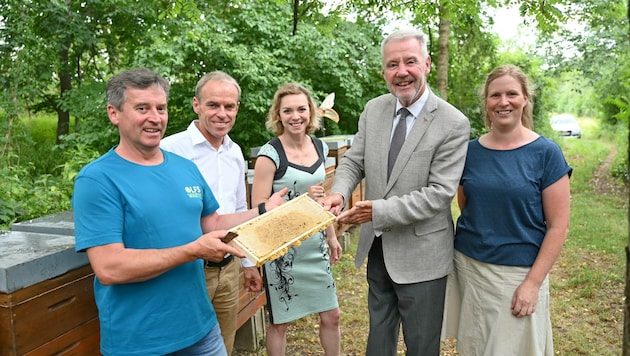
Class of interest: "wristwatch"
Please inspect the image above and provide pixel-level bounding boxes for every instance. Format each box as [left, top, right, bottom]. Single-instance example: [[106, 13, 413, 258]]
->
[[258, 202, 266, 215]]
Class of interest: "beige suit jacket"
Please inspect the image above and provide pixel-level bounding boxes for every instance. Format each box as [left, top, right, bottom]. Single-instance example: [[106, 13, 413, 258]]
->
[[331, 90, 470, 284]]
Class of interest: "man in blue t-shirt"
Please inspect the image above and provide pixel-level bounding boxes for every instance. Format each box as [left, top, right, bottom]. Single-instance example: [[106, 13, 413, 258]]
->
[[73, 68, 286, 356]]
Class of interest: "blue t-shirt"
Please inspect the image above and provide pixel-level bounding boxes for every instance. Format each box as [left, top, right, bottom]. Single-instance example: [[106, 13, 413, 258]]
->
[[73, 148, 220, 356], [454, 137, 572, 266]]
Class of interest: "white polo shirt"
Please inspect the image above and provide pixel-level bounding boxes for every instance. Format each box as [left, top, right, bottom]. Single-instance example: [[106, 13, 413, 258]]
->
[[161, 120, 254, 267]]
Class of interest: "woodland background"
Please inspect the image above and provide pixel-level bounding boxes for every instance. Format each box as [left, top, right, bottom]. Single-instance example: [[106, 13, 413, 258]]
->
[[1, 0, 627, 227]]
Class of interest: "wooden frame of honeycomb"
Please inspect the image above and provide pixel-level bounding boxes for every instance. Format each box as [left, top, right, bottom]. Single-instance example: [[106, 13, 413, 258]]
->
[[228, 194, 336, 266]]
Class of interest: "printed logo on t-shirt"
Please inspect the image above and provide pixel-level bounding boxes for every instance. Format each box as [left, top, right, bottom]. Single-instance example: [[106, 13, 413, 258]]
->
[[185, 186, 202, 198]]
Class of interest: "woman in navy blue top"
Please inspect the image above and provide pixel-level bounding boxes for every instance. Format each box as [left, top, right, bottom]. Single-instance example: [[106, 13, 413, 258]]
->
[[452, 65, 572, 356]]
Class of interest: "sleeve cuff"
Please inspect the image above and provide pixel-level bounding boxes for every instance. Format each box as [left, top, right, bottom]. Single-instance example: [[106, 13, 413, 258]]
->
[[240, 257, 256, 268]]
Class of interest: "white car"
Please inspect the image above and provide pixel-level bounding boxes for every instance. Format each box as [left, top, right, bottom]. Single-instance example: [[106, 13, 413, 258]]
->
[[550, 114, 582, 138]]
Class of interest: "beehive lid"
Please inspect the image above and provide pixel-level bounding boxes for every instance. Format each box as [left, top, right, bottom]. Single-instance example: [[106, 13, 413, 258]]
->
[[11, 211, 74, 236], [0, 230, 88, 293]]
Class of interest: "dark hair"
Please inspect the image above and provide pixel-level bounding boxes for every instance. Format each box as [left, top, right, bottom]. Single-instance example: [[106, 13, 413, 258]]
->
[[106, 68, 170, 110]]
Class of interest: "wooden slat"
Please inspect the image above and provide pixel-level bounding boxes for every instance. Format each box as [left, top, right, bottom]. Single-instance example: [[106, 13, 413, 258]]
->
[[236, 292, 266, 329], [0, 265, 93, 306], [23, 318, 99, 356]]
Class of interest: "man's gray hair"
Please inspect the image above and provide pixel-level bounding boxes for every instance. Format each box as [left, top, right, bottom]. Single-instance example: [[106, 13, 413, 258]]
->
[[381, 28, 429, 64], [106, 68, 170, 110]]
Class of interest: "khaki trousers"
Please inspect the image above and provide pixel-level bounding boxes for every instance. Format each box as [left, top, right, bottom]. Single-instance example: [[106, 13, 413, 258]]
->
[[205, 257, 240, 355]]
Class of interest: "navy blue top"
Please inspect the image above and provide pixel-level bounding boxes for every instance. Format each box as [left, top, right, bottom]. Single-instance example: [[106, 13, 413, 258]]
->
[[454, 137, 572, 266]]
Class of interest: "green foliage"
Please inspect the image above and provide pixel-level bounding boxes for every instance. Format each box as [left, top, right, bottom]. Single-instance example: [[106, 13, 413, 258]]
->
[[0, 114, 75, 228], [550, 71, 599, 118], [0, 0, 388, 227], [0, 0, 182, 141], [611, 125, 629, 184], [539, 0, 629, 126], [541, 129, 626, 355], [441, 12, 501, 137], [0, 161, 73, 230], [1, 0, 627, 229], [513, 0, 567, 34], [0, 120, 98, 229], [58, 144, 102, 184], [149, 0, 385, 157]]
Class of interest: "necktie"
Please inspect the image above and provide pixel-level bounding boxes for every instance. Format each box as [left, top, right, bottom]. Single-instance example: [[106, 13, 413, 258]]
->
[[388, 108, 411, 179]]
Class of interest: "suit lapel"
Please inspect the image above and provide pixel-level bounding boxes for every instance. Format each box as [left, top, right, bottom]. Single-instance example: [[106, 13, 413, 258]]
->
[[385, 92, 437, 190]]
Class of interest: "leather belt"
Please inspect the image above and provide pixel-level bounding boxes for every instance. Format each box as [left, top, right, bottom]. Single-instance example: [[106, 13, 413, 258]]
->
[[204, 255, 234, 268]]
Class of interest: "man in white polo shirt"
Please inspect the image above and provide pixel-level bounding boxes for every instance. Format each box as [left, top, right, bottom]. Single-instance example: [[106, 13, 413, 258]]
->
[[161, 71, 261, 355]]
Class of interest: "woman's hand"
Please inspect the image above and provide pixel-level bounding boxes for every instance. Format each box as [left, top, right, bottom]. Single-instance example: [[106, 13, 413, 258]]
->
[[511, 279, 540, 317], [326, 227, 342, 264], [308, 181, 326, 200]]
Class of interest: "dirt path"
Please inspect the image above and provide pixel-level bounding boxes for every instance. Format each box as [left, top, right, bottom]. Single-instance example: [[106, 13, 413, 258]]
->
[[588, 145, 628, 197]]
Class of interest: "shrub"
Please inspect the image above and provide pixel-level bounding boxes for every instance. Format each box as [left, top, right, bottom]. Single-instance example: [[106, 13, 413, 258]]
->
[[611, 127, 629, 184]]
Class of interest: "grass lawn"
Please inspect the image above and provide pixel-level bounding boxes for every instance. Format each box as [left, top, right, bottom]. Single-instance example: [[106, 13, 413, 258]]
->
[[235, 118, 628, 355]]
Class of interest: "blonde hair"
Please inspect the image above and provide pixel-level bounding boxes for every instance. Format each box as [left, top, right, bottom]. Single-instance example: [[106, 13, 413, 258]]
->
[[481, 64, 535, 130], [266, 82, 321, 136]]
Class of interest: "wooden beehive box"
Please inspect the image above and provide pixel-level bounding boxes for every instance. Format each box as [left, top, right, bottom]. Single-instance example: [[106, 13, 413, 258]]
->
[[0, 264, 99, 356]]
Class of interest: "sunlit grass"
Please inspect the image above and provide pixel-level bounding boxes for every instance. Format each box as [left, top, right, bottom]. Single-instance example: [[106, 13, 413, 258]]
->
[[549, 122, 626, 355]]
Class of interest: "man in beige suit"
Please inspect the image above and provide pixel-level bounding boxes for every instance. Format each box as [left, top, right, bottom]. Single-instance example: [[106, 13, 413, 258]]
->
[[323, 28, 470, 355]]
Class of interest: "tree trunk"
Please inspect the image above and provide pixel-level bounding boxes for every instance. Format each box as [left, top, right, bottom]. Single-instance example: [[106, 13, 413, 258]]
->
[[436, 5, 450, 101], [2, 115, 14, 158], [624, 2, 630, 355], [292, 0, 299, 35], [625, 109, 630, 355], [2, 88, 18, 156], [56, 45, 72, 144]]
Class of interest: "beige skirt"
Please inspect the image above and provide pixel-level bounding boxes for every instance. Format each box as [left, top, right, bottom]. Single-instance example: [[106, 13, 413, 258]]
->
[[442, 251, 554, 356]]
